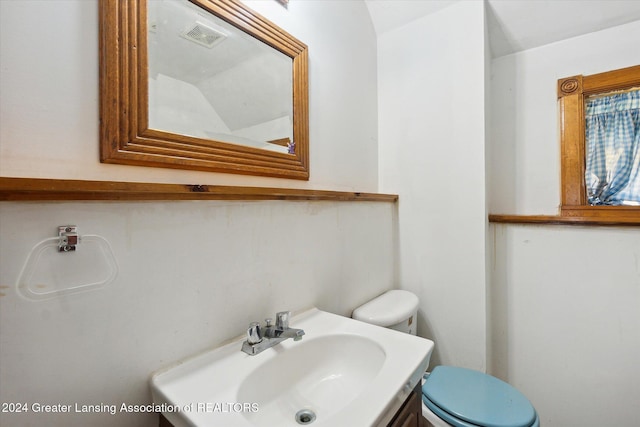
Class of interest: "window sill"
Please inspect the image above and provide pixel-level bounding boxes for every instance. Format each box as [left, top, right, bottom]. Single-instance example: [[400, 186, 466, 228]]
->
[[490, 206, 640, 226], [0, 177, 398, 203]]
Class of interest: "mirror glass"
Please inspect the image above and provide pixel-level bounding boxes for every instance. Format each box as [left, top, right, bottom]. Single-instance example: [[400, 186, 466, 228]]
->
[[148, 0, 293, 154], [99, 0, 309, 180]]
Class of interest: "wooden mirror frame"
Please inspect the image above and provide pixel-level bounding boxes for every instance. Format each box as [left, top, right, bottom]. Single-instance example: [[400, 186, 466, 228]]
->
[[99, 0, 309, 180]]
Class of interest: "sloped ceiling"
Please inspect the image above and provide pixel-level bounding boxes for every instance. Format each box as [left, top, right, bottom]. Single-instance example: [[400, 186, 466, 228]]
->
[[149, 0, 292, 132], [365, 0, 640, 57]]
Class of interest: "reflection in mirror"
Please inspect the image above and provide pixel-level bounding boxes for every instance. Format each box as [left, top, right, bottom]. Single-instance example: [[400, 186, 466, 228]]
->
[[148, 0, 293, 154], [99, 0, 309, 179]]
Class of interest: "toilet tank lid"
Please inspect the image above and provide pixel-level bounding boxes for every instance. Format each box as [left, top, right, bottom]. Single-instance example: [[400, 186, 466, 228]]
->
[[352, 290, 419, 327]]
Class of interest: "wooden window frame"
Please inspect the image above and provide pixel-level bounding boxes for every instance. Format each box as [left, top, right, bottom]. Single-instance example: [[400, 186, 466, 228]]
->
[[557, 65, 640, 224]]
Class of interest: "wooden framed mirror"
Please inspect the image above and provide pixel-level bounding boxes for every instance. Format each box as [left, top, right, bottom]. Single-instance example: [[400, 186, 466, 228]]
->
[[99, 0, 309, 179]]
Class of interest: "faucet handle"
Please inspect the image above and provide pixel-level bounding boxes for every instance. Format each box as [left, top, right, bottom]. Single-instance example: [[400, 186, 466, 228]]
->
[[265, 318, 273, 328], [275, 311, 290, 329], [247, 322, 263, 345]]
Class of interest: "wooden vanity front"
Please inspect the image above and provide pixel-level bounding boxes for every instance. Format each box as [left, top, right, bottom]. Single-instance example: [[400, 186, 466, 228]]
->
[[386, 383, 425, 427]]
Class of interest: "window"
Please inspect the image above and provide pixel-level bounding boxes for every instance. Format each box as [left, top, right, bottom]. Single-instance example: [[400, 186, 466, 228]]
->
[[585, 88, 639, 205], [558, 65, 640, 224]]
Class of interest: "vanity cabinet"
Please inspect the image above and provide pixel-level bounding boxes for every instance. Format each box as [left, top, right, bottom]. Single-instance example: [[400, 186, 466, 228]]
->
[[158, 414, 172, 427], [386, 383, 424, 427]]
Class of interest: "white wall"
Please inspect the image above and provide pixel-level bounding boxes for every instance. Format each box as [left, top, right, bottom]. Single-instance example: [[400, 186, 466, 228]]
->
[[0, 1, 390, 427], [378, 4, 640, 425], [491, 224, 640, 426], [489, 20, 640, 216], [0, 200, 395, 427], [488, 21, 640, 426], [0, 0, 379, 192], [149, 74, 232, 139], [377, 1, 488, 371]]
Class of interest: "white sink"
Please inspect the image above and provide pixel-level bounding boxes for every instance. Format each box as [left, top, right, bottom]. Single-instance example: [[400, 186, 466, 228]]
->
[[238, 334, 385, 426], [151, 308, 434, 427]]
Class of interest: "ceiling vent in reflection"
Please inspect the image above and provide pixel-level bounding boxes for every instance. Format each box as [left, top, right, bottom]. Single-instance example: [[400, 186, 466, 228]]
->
[[180, 22, 227, 48]]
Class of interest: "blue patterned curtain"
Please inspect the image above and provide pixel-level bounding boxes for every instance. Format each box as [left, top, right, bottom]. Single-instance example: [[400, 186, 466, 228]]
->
[[585, 89, 640, 205]]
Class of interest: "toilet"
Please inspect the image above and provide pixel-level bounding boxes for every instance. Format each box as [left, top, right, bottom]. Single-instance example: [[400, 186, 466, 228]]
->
[[352, 290, 539, 427]]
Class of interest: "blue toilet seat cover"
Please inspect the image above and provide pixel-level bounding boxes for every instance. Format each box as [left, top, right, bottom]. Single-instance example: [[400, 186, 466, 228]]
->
[[422, 366, 537, 427]]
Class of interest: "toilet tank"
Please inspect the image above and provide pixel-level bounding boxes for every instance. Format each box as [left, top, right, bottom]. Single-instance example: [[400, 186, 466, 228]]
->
[[352, 290, 419, 335]]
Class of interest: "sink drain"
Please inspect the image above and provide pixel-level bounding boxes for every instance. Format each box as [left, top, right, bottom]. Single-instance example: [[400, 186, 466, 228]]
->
[[295, 409, 316, 425]]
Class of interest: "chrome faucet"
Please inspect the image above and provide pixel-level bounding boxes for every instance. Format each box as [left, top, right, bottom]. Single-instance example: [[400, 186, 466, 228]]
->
[[241, 311, 305, 355]]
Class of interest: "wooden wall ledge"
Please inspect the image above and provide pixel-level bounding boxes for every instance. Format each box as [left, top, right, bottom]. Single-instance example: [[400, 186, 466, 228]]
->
[[0, 177, 398, 202], [489, 211, 639, 227]]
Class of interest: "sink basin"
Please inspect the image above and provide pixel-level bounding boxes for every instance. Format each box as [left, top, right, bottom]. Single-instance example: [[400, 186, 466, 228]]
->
[[238, 334, 385, 426], [151, 308, 434, 427]]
